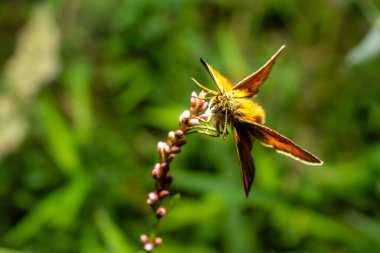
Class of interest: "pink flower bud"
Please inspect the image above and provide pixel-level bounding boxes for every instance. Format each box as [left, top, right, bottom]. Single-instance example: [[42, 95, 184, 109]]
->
[[156, 207, 166, 218], [163, 144, 171, 155], [189, 118, 200, 126], [179, 110, 190, 124], [168, 153, 176, 161], [181, 110, 190, 118], [148, 192, 159, 201], [168, 131, 176, 142], [198, 113, 209, 120], [160, 162, 168, 174], [199, 90, 207, 99], [159, 190, 170, 198], [152, 163, 160, 178], [157, 142, 165, 153], [191, 92, 197, 106], [174, 130, 184, 137], [171, 146, 181, 154], [176, 137, 187, 147], [154, 237, 163, 246], [144, 243, 154, 251], [160, 163, 168, 171], [140, 234, 149, 244], [201, 101, 208, 111]]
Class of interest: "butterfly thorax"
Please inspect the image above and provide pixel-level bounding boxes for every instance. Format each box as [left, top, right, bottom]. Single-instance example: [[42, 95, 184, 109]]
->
[[210, 92, 233, 119], [210, 92, 265, 127]]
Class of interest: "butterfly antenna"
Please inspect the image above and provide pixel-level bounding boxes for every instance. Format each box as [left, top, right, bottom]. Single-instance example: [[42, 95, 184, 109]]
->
[[191, 78, 218, 95]]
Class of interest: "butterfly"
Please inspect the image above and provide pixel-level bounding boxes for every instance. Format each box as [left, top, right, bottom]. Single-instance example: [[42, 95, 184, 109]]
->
[[192, 45, 323, 197]]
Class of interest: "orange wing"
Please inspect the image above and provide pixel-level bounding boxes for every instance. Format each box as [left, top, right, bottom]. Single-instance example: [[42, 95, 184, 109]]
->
[[200, 58, 234, 93], [248, 122, 323, 165], [232, 124, 256, 197], [232, 45, 285, 97]]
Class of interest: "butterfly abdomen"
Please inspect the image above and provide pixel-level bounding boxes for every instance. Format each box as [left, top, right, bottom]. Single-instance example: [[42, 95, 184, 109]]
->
[[233, 98, 265, 125]]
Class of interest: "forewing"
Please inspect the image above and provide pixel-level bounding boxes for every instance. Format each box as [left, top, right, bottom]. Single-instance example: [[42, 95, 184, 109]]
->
[[200, 58, 234, 93], [249, 122, 323, 165], [232, 45, 285, 97], [232, 125, 255, 197]]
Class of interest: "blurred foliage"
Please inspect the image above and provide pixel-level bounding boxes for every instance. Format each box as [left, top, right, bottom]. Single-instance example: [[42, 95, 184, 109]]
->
[[1, 0, 380, 252]]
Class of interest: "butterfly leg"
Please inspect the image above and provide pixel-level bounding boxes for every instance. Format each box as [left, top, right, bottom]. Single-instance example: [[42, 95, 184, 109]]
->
[[222, 112, 228, 140], [194, 115, 211, 123], [187, 125, 220, 137]]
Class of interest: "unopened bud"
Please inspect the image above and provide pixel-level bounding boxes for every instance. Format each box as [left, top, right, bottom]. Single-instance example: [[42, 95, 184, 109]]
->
[[148, 192, 159, 201], [154, 237, 163, 246], [176, 137, 187, 147], [179, 110, 190, 124], [199, 90, 207, 99], [152, 163, 160, 178], [144, 243, 154, 251], [140, 234, 149, 244], [159, 190, 170, 198], [160, 163, 168, 171], [171, 146, 181, 154], [157, 142, 165, 153], [189, 118, 200, 126], [168, 153, 176, 161], [168, 131, 176, 142], [191, 92, 197, 106], [163, 143, 171, 155], [198, 113, 209, 120], [201, 101, 209, 111], [174, 130, 184, 137], [156, 207, 166, 218]]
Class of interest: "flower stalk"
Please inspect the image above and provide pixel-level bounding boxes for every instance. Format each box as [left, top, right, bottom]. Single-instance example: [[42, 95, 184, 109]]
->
[[140, 91, 209, 252]]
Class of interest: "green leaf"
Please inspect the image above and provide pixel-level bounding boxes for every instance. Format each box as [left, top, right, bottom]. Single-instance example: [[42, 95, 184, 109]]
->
[[4, 174, 90, 245], [38, 94, 81, 176], [94, 209, 137, 253], [65, 60, 94, 146]]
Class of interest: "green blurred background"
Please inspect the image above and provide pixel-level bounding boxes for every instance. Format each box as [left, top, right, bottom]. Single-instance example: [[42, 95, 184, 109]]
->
[[1, 0, 380, 252]]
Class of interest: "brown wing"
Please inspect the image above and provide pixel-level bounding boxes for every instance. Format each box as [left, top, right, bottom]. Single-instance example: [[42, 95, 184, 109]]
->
[[232, 45, 285, 97], [232, 124, 256, 197], [200, 58, 234, 93], [248, 122, 323, 165]]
